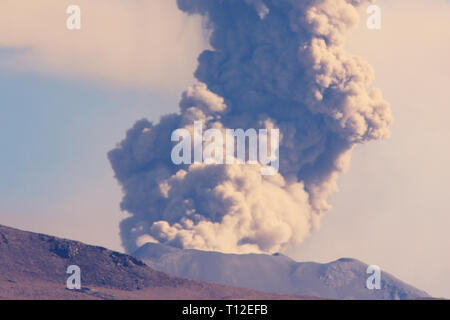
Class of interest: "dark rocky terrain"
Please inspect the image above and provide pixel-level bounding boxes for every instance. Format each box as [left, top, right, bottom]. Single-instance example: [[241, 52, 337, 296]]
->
[[0, 225, 310, 300]]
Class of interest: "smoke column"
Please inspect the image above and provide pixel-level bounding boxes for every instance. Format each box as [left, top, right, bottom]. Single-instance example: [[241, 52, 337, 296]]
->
[[109, 0, 392, 254]]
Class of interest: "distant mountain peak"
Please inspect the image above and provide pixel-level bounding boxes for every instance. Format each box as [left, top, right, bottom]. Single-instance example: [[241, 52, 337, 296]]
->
[[134, 242, 430, 300]]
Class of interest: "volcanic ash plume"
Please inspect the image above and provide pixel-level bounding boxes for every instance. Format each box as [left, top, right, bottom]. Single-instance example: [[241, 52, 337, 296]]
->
[[109, 0, 392, 254]]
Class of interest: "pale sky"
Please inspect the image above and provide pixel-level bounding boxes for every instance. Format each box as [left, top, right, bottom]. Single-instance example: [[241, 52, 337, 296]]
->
[[288, 0, 450, 298], [0, 0, 449, 298]]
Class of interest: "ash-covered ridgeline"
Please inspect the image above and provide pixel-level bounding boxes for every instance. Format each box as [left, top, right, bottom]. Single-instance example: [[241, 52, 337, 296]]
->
[[108, 0, 392, 254]]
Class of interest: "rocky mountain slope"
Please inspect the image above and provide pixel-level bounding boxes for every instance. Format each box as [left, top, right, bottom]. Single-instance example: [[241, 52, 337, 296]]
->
[[134, 243, 430, 300], [0, 225, 309, 300]]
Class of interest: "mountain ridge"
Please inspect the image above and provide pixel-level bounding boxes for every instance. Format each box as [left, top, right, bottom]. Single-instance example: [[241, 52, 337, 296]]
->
[[0, 224, 312, 300], [134, 242, 431, 300]]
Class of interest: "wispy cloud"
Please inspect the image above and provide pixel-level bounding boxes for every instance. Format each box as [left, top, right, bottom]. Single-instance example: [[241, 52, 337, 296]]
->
[[0, 0, 207, 91]]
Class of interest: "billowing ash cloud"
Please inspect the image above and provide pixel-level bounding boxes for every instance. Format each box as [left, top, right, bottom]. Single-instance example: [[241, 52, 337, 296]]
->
[[109, 0, 392, 254]]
